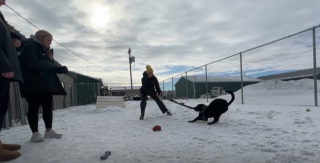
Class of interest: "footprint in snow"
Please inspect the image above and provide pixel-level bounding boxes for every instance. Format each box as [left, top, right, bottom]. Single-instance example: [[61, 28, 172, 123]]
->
[[256, 144, 266, 148], [282, 131, 289, 134], [304, 116, 313, 124], [294, 120, 306, 124], [273, 145, 284, 148], [264, 128, 273, 131], [301, 151, 315, 157], [302, 140, 312, 143], [260, 148, 277, 153]]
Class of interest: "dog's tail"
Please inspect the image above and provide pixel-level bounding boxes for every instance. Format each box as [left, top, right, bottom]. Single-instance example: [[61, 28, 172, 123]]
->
[[225, 91, 235, 106]]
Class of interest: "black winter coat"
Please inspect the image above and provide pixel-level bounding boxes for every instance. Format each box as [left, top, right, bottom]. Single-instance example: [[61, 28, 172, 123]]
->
[[18, 37, 67, 96], [0, 19, 23, 83], [140, 71, 162, 96]]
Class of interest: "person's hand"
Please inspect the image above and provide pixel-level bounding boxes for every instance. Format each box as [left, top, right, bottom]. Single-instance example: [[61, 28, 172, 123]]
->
[[62, 66, 68, 73], [55, 66, 68, 74], [12, 38, 21, 48], [1, 71, 14, 78], [0, 0, 6, 6]]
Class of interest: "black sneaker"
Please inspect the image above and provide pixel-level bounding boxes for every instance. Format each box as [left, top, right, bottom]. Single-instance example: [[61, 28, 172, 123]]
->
[[167, 111, 173, 116], [140, 115, 144, 120]]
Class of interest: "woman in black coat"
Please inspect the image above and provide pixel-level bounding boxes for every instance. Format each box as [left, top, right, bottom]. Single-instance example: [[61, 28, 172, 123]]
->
[[19, 30, 68, 142], [0, 3, 23, 161], [139, 65, 172, 120]]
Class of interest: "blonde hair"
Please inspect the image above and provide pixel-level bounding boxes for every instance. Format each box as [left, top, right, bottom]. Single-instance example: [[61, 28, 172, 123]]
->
[[35, 30, 53, 60], [35, 30, 52, 38]]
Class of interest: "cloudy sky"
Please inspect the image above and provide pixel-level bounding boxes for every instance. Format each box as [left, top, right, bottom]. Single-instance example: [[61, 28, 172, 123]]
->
[[1, 0, 320, 87]]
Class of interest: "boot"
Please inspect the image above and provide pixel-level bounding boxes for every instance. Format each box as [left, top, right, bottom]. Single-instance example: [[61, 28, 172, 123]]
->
[[0, 141, 21, 151], [0, 144, 21, 152], [0, 147, 21, 162], [139, 115, 144, 120], [167, 111, 173, 116]]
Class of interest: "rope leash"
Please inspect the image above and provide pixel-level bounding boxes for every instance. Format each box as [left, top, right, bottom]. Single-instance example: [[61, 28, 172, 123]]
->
[[162, 96, 194, 109]]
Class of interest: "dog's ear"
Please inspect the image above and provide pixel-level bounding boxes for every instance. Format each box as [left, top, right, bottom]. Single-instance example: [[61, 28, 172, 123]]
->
[[194, 104, 203, 111], [197, 104, 205, 108]]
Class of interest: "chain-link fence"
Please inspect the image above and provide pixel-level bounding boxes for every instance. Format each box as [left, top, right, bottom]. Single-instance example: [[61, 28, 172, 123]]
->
[[106, 83, 142, 101], [161, 25, 320, 106], [4, 25, 320, 130], [3, 78, 103, 129]]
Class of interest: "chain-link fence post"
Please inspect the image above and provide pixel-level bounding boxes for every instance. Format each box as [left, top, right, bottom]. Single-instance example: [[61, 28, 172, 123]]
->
[[75, 83, 77, 106], [313, 26, 318, 106], [98, 83, 101, 96], [17, 85, 26, 125], [163, 81, 164, 92], [172, 77, 174, 97], [193, 76, 195, 99], [186, 72, 188, 101], [205, 65, 208, 102], [4, 112, 9, 129], [240, 53, 244, 104]]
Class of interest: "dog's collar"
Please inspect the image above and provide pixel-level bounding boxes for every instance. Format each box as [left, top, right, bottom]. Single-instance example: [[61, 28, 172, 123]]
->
[[200, 105, 207, 113], [200, 105, 208, 120]]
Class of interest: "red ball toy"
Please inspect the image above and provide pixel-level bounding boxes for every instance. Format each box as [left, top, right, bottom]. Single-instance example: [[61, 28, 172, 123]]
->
[[153, 125, 161, 131]]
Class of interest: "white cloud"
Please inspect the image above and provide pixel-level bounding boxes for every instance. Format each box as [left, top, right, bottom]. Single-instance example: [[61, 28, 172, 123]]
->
[[1, 0, 320, 86]]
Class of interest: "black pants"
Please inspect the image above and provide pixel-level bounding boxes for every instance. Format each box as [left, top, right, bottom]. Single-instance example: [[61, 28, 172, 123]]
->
[[140, 91, 168, 116], [0, 79, 9, 131], [25, 93, 53, 132]]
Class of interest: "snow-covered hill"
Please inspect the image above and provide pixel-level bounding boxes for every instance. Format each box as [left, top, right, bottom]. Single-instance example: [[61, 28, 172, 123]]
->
[[219, 79, 318, 106]]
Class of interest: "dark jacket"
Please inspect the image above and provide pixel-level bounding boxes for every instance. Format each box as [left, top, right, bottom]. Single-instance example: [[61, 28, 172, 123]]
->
[[18, 36, 67, 96], [0, 19, 23, 83], [140, 71, 162, 96]]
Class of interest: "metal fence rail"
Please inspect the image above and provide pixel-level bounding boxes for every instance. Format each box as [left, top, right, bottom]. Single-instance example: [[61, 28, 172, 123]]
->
[[161, 24, 320, 106]]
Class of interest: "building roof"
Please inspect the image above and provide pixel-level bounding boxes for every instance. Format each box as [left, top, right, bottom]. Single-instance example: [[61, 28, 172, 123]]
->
[[8, 24, 27, 41], [109, 86, 141, 90], [175, 76, 262, 86], [68, 71, 102, 81], [258, 68, 320, 81]]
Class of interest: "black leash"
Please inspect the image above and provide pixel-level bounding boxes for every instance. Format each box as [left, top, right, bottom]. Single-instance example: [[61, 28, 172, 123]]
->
[[163, 96, 194, 109]]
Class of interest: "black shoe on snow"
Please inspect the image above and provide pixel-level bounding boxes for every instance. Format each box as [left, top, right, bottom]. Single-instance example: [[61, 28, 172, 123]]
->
[[167, 111, 173, 116], [140, 115, 144, 120]]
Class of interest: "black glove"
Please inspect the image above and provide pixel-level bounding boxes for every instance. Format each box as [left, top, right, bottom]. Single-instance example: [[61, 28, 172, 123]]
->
[[55, 66, 68, 74]]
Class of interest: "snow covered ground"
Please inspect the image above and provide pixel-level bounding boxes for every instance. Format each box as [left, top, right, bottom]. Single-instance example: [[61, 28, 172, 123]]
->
[[232, 79, 318, 106], [1, 96, 319, 163]]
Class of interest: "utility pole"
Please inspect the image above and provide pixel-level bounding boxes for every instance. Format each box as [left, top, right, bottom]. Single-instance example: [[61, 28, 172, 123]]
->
[[128, 48, 135, 100]]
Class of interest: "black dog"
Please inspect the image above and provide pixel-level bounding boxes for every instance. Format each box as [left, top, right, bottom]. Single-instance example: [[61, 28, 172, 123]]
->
[[188, 91, 235, 125]]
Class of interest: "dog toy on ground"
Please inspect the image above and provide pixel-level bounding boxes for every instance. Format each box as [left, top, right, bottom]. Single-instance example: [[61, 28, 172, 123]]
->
[[101, 151, 111, 160], [153, 125, 161, 131]]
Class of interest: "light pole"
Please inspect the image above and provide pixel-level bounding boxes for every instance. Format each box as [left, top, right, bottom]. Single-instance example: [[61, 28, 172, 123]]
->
[[128, 48, 135, 100]]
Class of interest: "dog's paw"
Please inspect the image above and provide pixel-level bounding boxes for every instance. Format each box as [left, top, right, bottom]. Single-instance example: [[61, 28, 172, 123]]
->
[[188, 121, 193, 123]]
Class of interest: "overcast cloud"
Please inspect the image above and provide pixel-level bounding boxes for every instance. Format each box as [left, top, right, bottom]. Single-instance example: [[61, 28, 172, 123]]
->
[[1, 0, 320, 86]]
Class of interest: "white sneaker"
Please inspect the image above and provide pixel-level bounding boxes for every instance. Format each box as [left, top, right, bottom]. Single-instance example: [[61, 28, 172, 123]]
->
[[31, 132, 44, 142], [44, 130, 63, 138]]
